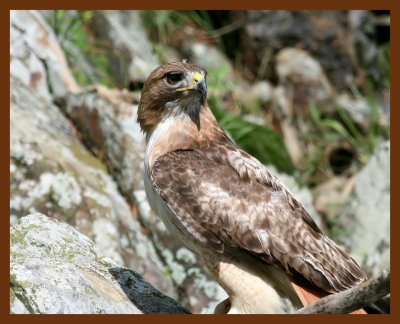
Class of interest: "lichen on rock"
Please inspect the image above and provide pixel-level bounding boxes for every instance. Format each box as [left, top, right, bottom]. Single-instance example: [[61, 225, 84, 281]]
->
[[10, 213, 189, 314]]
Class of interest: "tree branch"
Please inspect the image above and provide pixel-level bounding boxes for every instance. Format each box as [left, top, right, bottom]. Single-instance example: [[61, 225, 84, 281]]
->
[[296, 269, 390, 314]]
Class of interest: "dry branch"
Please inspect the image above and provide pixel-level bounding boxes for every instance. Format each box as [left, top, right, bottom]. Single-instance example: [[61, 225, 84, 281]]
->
[[296, 269, 390, 314]]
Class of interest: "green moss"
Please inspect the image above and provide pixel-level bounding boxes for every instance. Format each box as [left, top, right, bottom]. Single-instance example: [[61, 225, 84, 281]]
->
[[10, 274, 18, 288], [10, 230, 28, 250], [10, 284, 39, 314], [10, 288, 16, 305], [27, 223, 48, 232], [62, 236, 75, 244], [84, 285, 97, 296], [70, 142, 107, 173]]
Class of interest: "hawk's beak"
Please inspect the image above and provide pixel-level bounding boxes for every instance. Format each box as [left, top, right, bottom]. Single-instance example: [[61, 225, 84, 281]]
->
[[176, 72, 207, 99]]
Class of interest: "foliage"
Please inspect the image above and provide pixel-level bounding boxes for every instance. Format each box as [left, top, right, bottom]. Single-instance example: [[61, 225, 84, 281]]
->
[[377, 42, 390, 91], [48, 10, 115, 87], [142, 10, 215, 39], [206, 65, 234, 93], [141, 11, 226, 58]]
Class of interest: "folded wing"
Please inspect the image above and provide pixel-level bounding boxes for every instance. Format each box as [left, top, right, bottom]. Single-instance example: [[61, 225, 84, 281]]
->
[[151, 146, 367, 294]]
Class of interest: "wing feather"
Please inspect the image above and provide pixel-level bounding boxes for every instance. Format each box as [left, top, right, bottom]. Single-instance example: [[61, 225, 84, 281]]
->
[[151, 146, 367, 293]]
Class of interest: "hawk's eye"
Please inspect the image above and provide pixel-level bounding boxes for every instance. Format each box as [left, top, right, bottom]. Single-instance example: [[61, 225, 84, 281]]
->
[[165, 72, 183, 85]]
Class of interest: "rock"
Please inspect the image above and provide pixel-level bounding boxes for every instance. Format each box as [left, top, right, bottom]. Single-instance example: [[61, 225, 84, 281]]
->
[[91, 10, 160, 87], [10, 213, 189, 314], [58, 85, 145, 195], [58, 86, 144, 195], [340, 141, 390, 276], [313, 176, 356, 220], [271, 87, 303, 167], [275, 48, 332, 108], [10, 10, 79, 101], [336, 92, 388, 132], [336, 93, 370, 125], [272, 48, 334, 166], [183, 42, 233, 73], [39, 10, 117, 87], [236, 81, 273, 113], [10, 76, 174, 296], [59, 85, 228, 313], [349, 11, 378, 67]]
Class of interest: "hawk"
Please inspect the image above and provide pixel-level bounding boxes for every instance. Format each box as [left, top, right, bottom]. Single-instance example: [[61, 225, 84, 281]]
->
[[137, 62, 367, 314]]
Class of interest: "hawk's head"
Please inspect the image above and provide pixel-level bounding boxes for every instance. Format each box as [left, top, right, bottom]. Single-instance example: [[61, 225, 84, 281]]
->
[[138, 62, 208, 135]]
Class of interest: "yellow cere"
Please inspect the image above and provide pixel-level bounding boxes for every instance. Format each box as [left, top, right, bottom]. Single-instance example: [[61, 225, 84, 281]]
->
[[176, 72, 204, 92], [193, 71, 204, 83]]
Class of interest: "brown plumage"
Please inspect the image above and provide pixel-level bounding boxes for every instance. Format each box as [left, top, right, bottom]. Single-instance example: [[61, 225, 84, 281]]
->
[[138, 62, 367, 313]]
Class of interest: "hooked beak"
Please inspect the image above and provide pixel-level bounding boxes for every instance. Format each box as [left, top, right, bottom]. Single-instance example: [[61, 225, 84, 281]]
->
[[195, 78, 207, 100], [176, 71, 207, 100]]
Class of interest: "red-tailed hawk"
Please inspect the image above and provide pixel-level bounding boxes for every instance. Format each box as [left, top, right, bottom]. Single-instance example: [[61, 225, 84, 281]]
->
[[137, 62, 367, 314]]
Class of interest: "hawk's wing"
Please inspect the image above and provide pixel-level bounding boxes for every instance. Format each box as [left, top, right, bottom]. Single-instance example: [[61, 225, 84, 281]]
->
[[150, 146, 367, 294]]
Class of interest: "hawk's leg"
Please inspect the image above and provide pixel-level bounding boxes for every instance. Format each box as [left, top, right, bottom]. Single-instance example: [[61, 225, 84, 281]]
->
[[202, 248, 303, 314]]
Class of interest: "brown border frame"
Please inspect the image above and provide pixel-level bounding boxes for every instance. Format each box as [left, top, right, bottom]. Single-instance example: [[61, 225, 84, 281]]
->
[[3, 1, 397, 323]]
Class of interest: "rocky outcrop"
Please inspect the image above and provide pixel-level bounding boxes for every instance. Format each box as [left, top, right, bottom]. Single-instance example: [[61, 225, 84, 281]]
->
[[10, 76, 174, 296], [10, 213, 189, 314], [342, 141, 390, 276]]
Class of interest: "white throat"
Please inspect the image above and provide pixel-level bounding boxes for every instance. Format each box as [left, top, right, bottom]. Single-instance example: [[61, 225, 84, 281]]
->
[[144, 110, 189, 170]]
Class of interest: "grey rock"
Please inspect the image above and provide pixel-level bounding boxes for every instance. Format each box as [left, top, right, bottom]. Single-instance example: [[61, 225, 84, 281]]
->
[[10, 213, 189, 314], [336, 93, 389, 132], [275, 48, 332, 103], [91, 10, 159, 87], [272, 48, 333, 166], [336, 93, 371, 126], [183, 42, 233, 73], [10, 10, 79, 100], [348, 11, 378, 66], [341, 141, 390, 276], [60, 85, 146, 194], [236, 81, 273, 113], [10, 76, 174, 296]]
